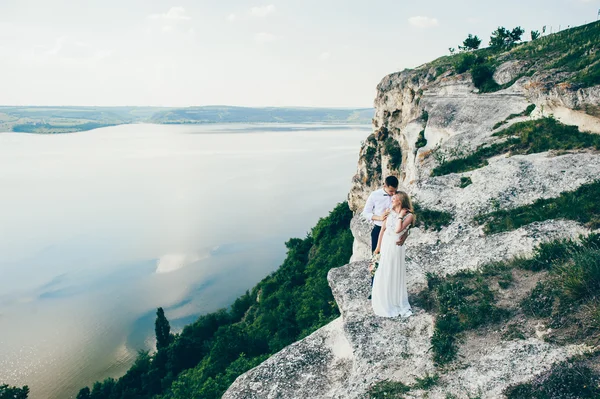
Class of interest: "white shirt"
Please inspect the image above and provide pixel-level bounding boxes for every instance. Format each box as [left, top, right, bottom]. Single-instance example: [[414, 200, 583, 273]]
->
[[361, 188, 393, 227]]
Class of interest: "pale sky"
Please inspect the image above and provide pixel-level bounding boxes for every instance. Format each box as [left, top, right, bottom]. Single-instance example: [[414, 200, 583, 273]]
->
[[0, 0, 598, 107]]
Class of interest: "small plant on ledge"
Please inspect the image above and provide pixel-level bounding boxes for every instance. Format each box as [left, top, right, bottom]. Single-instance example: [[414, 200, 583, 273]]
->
[[415, 130, 428, 150], [459, 176, 472, 188]]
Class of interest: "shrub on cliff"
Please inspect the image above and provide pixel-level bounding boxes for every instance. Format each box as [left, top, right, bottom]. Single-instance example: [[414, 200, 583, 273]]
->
[[0, 384, 29, 399], [383, 137, 402, 170]]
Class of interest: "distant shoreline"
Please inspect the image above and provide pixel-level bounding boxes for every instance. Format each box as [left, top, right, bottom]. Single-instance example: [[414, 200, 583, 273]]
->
[[0, 120, 373, 135], [0, 105, 374, 134]]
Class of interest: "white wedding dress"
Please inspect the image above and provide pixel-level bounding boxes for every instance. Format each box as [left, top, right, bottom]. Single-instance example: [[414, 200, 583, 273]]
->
[[371, 210, 412, 318]]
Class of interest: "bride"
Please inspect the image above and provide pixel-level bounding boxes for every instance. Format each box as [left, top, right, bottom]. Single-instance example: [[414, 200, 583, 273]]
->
[[371, 191, 415, 318]]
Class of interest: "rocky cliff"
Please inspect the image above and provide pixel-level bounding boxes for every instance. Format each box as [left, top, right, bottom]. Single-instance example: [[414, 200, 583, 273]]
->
[[224, 22, 600, 398]]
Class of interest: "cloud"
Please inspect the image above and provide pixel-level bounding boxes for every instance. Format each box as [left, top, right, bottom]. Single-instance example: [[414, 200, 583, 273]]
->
[[254, 32, 278, 44], [148, 7, 191, 21], [250, 5, 275, 17], [408, 16, 439, 28], [319, 51, 331, 60], [227, 14, 237, 22]]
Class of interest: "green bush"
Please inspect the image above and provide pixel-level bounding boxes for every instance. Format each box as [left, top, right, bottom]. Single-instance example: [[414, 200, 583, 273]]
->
[[364, 146, 377, 165], [0, 384, 29, 399], [471, 63, 499, 92], [384, 137, 402, 170], [413, 203, 453, 231], [455, 53, 478, 73], [492, 120, 507, 130], [415, 130, 427, 149], [459, 176, 472, 188], [554, 249, 600, 302]]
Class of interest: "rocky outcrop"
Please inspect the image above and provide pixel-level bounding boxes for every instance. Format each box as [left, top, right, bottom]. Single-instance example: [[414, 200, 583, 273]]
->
[[225, 55, 600, 398]]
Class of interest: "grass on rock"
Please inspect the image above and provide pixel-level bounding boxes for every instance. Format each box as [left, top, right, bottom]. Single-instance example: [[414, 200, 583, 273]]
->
[[475, 180, 600, 234], [432, 117, 600, 177]]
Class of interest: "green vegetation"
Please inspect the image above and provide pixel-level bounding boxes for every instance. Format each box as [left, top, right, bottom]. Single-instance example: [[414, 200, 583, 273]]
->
[[11, 122, 115, 133], [76, 202, 354, 399], [362, 134, 382, 186], [413, 373, 440, 390], [0, 106, 374, 133], [421, 269, 511, 365], [459, 34, 481, 51], [471, 63, 499, 92], [413, 203, 453, 231], [368, 381, 411, 398], [476, 180, 600, 234], [432, 117, 600, 177], [508, 21, 600, 89], [489, 26, 524, 49], [516, 234, 600, 344], [415, 130, 427, 150], [459, 177, 472, 188], [149, 106, 375, 124], [431, 21, 600, 93], [155, 307, 172, 350], [492, 104, 536, 130], [368, 373, 439, 398], [504, 359, 600, 398], [0, 384, 29, 399], [384, 137, 403, 169], [501, 323, 526, 340], [454, 52, 479, 74], [418, 233, 600, 366]]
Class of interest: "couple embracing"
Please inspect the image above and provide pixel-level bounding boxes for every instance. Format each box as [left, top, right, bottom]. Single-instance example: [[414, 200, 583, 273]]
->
[[362, 176, 415, 318]]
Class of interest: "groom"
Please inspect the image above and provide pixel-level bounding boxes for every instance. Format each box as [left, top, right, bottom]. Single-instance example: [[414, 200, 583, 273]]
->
[[361, 175, 399, 252]]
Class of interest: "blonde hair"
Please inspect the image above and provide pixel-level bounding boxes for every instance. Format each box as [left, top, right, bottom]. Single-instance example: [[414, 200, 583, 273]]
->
[[395, 191, 416, 225]]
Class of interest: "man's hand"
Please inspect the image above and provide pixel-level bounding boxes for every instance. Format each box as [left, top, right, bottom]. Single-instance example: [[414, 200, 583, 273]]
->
[[396, 230, 409, 246]]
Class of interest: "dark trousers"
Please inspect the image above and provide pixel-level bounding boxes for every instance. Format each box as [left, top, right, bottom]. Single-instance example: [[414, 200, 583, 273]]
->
[[371, 225, 381, 252], [370, 225, 381, 288]]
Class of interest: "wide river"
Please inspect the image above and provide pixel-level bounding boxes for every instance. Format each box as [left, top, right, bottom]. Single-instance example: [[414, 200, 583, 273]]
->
[[0, 123, 370, 398]]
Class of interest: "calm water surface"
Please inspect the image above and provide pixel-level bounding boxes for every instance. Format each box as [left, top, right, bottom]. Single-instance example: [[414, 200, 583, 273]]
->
[[0, 123, 369, 398]]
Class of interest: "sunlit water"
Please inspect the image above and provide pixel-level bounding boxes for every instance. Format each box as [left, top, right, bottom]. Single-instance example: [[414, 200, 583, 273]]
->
[[0, 123, 370, 398]]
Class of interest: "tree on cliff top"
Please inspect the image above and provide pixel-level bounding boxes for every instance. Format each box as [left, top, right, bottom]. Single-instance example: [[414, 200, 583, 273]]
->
[[490, 26, 524, 48], [459, 34, 481, 51]]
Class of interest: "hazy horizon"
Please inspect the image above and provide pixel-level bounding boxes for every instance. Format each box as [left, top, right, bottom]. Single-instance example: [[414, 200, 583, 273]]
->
[[0, 104, 373, 109]]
